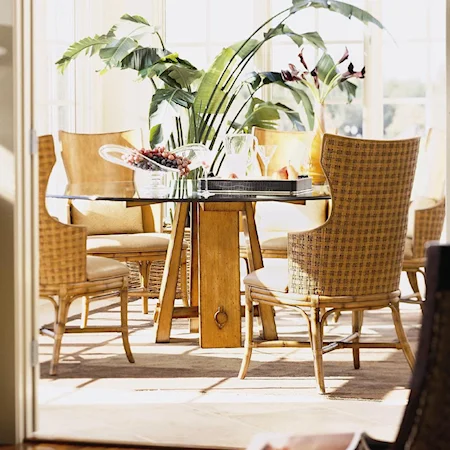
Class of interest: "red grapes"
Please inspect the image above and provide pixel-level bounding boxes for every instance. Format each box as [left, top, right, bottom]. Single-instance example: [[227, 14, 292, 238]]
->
[[122, 145, 191, 176]]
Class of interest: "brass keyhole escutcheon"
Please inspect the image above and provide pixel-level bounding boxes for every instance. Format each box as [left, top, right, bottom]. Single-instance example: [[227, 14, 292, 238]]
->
[[214, 306, 228, 329]]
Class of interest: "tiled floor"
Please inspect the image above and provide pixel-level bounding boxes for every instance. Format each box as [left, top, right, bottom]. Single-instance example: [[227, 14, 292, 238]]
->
[[36, 269, 423, 449]]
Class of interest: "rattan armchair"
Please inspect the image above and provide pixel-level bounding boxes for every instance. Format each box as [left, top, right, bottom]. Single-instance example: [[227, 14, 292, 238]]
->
[[239, 127, 328, 263], [239, 134, 420, 394], [59, 130, 188, 322], [402, 197, 445, 309], [39, 135, 134, 375], [249, 243, 450, 449]]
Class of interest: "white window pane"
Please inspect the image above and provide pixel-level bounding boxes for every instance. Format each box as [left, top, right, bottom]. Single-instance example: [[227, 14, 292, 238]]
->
[[209, 0, 254, 43], [271, 43, 316, 72], [317, 0, 365, 41], [381, 0, 427, 41], [50, 46, 75, 101], [383, 43, 427, 98], [166, 0, 207, 42], [326, 104, 363, 137], [176, 46, 208, 69], [383, 104, 425, 138], [430, 0, 445, 40], [45, 0, 75, 41]]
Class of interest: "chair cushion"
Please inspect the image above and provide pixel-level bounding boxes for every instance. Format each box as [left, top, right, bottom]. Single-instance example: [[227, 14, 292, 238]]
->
[[255, 200, 327, 233], [72, 200, 144, 235], [239, 231, 288, 251], [407, 196, 438, 238], [86, 256, 129, 281], [404, 236, 413, 260], [87, 232, 187, 254], [244, 261, 289, 293]]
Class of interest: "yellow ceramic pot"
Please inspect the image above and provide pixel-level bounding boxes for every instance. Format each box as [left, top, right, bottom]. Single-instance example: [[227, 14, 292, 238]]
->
[[308, 102, 327, 185]]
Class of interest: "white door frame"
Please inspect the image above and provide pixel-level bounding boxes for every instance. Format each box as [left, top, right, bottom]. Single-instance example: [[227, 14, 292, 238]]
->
[[0, 0, 37, 444]]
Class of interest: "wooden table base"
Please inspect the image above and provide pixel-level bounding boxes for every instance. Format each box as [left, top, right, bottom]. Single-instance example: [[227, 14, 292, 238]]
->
[[154, 201, 277, 347]]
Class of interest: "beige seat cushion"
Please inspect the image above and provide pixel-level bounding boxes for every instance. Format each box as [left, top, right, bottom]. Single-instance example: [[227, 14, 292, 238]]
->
[[87, 232, 187, 254], [72, 200, 144, 235], [255, 200, 327, 233], [244, 261, 289, 293], [407, 196, 437, 238], [239, 231, 288, 251], [86, 256, 129, 281], [404, 237, 413, 260]]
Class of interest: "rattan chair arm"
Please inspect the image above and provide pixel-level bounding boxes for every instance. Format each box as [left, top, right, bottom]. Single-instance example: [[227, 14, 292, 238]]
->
[[412, 198, 445, 258]]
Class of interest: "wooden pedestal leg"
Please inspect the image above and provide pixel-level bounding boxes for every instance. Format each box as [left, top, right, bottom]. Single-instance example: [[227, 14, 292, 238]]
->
[[155, 202, 189, 343], [198, 202, 241, 348], [189, 202, 199, 333], [242, 202, 278, 340]]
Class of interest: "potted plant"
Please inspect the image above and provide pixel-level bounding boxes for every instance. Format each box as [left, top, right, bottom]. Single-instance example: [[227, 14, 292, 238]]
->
[[56, 0, 383, 177]]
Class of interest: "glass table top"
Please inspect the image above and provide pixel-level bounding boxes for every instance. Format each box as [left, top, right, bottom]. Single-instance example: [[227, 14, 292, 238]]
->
[[47, 181, 331, 203]]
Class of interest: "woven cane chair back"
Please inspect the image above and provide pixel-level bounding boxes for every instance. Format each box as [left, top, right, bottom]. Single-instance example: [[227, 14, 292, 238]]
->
[[412, 198, 446, 259], [288, 134, 420, 297], [394, 244, 450, 450], [39, 135, 87, 285], [59, 129, 143, 183]]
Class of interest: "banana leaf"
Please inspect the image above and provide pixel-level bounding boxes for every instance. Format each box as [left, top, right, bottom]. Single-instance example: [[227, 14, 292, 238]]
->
[[56, 35, 112, 73], [149, 87, 195, 146], [239, 98, 303, 132], [265, 25, 326, 50], [193, 39, 259, 115], [245, 71, 314, 128], [291, 0, 384, 29]]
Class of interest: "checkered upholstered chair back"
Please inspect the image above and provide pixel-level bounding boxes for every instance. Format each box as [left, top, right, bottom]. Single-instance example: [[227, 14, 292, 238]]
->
[[288, 134, 420, 297], [39, 135, 87, 285]]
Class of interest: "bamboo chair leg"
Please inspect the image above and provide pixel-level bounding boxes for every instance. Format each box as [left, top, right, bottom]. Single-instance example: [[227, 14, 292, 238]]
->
[[80, 296, 89, 328], [140, 261, 150, 314], [180, 261, 188, 307], [352, 311, 362, 369], [390, 302, 415, 370], [238, 288, 254, 379], [310, 307, 325, 394], [406, 271, 422, 301], [50, 296, 70, 376], [120, 284, 134, 364]]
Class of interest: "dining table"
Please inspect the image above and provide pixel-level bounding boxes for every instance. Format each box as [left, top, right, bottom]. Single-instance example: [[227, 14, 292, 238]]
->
[[47, 180, 330, 348]]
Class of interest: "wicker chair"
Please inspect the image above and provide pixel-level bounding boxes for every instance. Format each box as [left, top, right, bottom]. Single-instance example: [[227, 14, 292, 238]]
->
[[249, 243, 450, 449], [59, 130, 188, 322], [402, 197, 445, 309], [39, 135, 134, 375], [239, 127, 328, 262], [239, 134, 420, 394]]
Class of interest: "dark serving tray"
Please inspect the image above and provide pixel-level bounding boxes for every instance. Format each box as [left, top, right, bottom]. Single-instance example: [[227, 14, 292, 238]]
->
[[198, 177, 312, 194]]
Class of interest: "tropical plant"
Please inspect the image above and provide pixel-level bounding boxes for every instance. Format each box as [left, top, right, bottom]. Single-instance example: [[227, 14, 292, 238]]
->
[[56, 0, 383, 172]]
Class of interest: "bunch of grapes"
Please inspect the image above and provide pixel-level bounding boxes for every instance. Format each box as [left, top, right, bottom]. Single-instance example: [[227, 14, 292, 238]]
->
[[122, 145, 191, 176]]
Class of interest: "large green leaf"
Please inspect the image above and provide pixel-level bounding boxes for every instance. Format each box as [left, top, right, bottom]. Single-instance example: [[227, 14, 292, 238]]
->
[[99, 37, 139, 71], [245, 71, 314, 128], [240, 98, 303, 132], [56, 35, 112, 73], [265, 25, 326, 50], [149, 88, 194, 146], [120, 14, 151, 26], [120, 47, 172, 71], [151, 63, 204, 89], [193, 39, 259, 115], [291, 0, 384, 29]]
